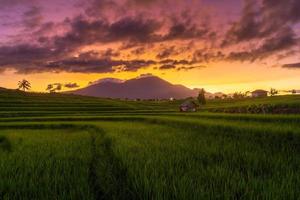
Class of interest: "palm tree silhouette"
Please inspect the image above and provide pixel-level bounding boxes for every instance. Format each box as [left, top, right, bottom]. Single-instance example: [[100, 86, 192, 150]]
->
[[18, 79, 31, 91]]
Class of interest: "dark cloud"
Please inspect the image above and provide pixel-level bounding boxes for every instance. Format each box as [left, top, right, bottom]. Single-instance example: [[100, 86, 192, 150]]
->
[[156, 46, 176, 59], [41, 11, 212, 54], [51, 16, 108, 51], [159, 63, 205, 71], [223, 0, 300, 46], [159, 64, 176, 70], [43, 57, 156, 73], [261, 0, 300, 23], [75, 49, 120, 60], [131, 47, 146, 55], [0, 44, 57, 67], [223, 0, 300, 63], [157, 58, 203, 71], [0, 41, 152, 73], [0, 36, 200, 73], [177, 65, 206, 71], [227, 27, 297, 62], [164, 23, 210, 41], [193, 50, 225, 63], [282, 63, 300, 69], [159, 59, 194, 65], [43, 59, 117, 73], [100, 48, 120, 58], [50, 16, 162, 51], [223, 0, 261, 45], [108, 16, 161, 42]]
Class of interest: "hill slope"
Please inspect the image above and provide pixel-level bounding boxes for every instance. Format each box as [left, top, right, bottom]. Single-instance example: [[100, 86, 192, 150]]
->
[[68, 76, 198, 99]]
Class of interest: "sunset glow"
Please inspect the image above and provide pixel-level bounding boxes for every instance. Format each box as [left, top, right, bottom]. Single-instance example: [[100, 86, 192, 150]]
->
[[1, 0, 300, 93]]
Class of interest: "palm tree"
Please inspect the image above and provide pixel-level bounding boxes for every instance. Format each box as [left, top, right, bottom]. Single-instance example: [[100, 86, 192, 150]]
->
[[18, 79, 31, 91]]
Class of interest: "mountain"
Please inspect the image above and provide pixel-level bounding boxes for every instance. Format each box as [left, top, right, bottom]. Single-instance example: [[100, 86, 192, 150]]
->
[[68, 76, 199, 99]]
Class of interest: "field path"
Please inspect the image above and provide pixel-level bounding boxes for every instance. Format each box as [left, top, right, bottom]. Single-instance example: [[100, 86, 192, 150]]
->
[[87, 126, 137, 200], [88, 127, 105, 200]]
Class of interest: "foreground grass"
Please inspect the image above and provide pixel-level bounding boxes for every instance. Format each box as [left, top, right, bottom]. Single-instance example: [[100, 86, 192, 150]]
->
[[99, 120, 300, 199], [1, 117, 300, 199], [1, 90, 300, 199], [0, 129, 94, 199]]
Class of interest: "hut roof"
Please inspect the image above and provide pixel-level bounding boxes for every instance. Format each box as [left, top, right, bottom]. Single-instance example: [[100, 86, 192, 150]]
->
[[180, 100, 198, 107]]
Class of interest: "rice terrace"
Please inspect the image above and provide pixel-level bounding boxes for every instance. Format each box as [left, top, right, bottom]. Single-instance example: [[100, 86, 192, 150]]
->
[[0, 88, 300, 199], [2, 0, 300, 199]]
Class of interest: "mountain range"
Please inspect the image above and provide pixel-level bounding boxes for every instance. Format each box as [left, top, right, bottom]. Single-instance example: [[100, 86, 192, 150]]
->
[[68, 75, 200, 99]]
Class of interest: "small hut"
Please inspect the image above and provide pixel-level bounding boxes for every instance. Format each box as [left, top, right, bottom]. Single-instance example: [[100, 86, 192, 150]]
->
[[179, 100, 198, 112], [251, 90, 268, 98]]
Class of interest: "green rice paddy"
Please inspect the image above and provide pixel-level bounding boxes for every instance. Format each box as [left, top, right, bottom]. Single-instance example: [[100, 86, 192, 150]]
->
[[0, 89, 300, 199]]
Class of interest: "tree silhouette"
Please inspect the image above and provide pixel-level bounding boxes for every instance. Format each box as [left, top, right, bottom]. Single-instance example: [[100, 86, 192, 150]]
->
[[18, 79, 31, 91], [46, 84, 53, 92], [233, 92, 245, 99], [270, 88, 278, 96], [197, 89, 206, 105], [46, 83, 62, 93], [245, 91, 251, 97]]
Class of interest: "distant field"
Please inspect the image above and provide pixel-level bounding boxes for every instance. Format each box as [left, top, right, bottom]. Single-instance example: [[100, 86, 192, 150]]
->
[[1, 90, 300, 199], [202, 95, 300, 114]]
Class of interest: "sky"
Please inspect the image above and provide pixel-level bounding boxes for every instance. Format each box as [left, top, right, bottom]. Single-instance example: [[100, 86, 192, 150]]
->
[[0, 0, 300, 93]]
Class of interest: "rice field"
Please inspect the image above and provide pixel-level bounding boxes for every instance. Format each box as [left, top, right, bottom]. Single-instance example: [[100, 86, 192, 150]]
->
[[1, 90, 300, 199]]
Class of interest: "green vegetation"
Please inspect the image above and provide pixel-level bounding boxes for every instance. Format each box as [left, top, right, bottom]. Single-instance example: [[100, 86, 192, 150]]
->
[[197, 88, 206, 105], [202, 95, 300, 114], [1, 89, 300, 199]]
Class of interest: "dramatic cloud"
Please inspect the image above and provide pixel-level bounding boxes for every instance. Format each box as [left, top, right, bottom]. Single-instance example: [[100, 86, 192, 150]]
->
[[43, 57, 156, 73], [227, 27, 297, 62], [1, 0, 300, 75], [223, 0, 261, 45], [223, 0, 300, 46], [0, 44, 58, 68]]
